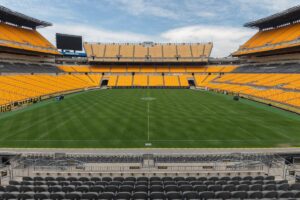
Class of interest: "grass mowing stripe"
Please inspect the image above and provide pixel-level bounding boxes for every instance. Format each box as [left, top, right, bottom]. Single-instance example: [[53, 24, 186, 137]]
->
[[0, 89, 299, 148]]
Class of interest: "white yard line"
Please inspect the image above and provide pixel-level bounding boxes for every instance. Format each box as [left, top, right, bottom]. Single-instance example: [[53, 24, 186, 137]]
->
[[147, 101, 150, 141]]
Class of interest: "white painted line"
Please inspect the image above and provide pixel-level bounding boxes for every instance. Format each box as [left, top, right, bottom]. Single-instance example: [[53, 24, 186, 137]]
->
[[147, 101, 150, 141]]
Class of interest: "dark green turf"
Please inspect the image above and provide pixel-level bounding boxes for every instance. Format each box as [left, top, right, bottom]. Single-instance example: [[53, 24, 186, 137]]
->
[[0, 89, 300, 148]]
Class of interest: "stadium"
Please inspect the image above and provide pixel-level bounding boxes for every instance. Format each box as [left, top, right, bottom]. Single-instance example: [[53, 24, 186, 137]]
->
[[0, 2, 300, 200]]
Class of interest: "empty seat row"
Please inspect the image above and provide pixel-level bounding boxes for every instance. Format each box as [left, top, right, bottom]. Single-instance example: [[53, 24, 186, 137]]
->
[[2, 183, 299, 193], [0, 190, 300, 200], [22, 176, 275, 182], [13, 180, 285, 187]]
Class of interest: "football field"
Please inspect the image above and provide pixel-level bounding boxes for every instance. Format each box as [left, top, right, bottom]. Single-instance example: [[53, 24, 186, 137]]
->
[[0, 89, 300, 148]]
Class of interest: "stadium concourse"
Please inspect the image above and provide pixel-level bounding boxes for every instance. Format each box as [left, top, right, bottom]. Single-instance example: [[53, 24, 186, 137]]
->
[[1, 4, 300, 200]]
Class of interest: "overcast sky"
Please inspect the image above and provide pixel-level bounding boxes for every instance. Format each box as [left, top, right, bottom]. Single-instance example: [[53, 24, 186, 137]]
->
[[1, 0, 299, 57]]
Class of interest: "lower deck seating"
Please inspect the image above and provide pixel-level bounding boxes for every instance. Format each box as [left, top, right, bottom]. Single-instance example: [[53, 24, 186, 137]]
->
[[107, 75, 189, 88], [0, 74, 101, 106], [179, 75, 191, 87], [148, 76, 164, 86], [133, 75, 148, 86], [200, 73, 300, 108], [164, 76, 180, 87], [2, 70, 299, 109], [1, 175, 299, 200], [117, 76, 132, 87]]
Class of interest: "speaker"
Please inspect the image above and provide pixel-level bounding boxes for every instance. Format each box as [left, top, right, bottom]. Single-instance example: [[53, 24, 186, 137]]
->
[[233, 96, 239, 101]]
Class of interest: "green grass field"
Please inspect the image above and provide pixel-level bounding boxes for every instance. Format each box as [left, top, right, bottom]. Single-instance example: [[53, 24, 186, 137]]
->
[[0, 89, 300, 148]]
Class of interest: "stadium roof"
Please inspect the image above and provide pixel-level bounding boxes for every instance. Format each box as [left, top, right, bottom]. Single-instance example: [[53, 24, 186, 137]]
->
[[0, 6, 52, 28], [244, 5, 300, 29]]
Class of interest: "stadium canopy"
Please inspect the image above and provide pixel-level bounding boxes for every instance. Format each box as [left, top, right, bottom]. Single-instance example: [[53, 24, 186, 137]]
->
[[244, 5, 300, 29], [0, 6, 52, 29]]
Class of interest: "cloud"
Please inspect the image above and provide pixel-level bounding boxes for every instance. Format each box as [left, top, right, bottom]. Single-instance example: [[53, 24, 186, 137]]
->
[[0, 0, 81, 22], [101, 0, 300, 24], [238, 0, 300, 12], [105, 0, 179, 19], [160, 25, 256, 57], [39, 23, 153, 45]]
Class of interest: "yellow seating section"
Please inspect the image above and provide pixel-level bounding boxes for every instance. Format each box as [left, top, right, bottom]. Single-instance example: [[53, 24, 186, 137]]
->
[[73, 66, 91, 72], [90, 66, 111, 72], [58, 65, 237, 73], [2, 70, 299, 108], [84, 43, 212, 62], [149, 76, 164, 86], [0, 74, 101, 105], [149, 44, 163, 58], [105, 44, 119, 59], [106, 76, 117, 87], [215, 73, 300, 89], [179, 75, 191, 86], [205, 66, 224, 73], [234, 22, 300, 55], [120, 44, 134, 60], [100, 75, 192, 87], [0, 22, 59, 55], [164, 76, 180, 86], [195, 74, 219, 87], [197, 73, 300, 108], [133, 75, 148, 86], [194, 75, 208, 85], [88, 74, 102, 84], [58, 66, 76, 72], [58, 66, 91, 73], [117, 76, 132, 86]]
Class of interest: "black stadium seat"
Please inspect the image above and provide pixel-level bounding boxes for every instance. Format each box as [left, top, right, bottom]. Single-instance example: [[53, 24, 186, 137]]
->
[[1, 175, 297, 200]]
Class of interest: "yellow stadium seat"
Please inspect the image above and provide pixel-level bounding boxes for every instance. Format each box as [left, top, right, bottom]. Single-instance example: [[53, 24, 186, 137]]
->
[[149, 76, 164, 86], [117, 75, 132, 86], [133, 75, 148, 86], [164, 75, 180, 86]]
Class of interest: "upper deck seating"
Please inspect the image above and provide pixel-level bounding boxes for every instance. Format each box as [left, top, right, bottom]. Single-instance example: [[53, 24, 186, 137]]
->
[[234, 22, 300, 55], [0, 22, 59, 55], [84, 43, 212, 63]]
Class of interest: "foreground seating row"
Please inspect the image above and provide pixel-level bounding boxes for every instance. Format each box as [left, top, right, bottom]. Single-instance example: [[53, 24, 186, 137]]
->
[[0, 190, 299, 199]]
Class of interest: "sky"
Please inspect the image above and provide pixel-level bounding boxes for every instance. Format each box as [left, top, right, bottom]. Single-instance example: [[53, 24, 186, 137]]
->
[[0, 0, 299, 57]]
